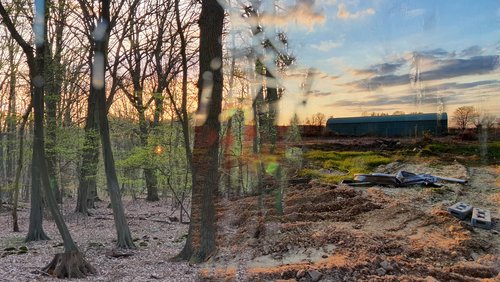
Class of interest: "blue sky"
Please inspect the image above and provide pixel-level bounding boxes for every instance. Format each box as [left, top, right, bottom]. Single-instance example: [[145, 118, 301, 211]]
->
[[266, 0, 500, 122]]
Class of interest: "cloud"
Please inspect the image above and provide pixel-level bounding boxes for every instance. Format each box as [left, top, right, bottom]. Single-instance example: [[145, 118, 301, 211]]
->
[[413, 48, 453, 59], [316, 0, 337, 6], [460, 45, 484, 57], [350, 55, 499, 90], [352, 62, 405, 76], [258, 0, 326, 30], [404, 8, 425, 18], [307, 90, 333, 97], [423, 55, 499, 80], [330, 92, 457, 109], [337, 3, 375, 20], [311, 40, 342, 52], [424, 80, 500, 92]]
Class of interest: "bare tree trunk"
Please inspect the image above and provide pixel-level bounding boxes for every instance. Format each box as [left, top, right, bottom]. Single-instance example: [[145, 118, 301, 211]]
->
[[94, 0, 135, 249], [25, 4, 96, 273], [175, 0, 224, 263], [0, 1, 52, 242], [6, 40, 18, 204], [138, 108, 159, 202], [12, 104, 32, 232], [75, 87, 99, 214]]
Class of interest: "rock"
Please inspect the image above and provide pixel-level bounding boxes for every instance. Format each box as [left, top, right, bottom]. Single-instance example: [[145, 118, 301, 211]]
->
[[322, 254, 328, 259], [380, 260, 393, 271], [296, 269, 306, 279], [19, 246, 28, 252], [307, 270, 323, 282], [492, 230, 499, 235], [3, 247, 16, 252], [425, 276, 439, 282], [376, 268, 386, 276]]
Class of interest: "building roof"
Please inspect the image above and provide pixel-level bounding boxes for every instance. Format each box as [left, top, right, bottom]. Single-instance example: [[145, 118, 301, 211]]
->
[[327, 113, 448, 125]]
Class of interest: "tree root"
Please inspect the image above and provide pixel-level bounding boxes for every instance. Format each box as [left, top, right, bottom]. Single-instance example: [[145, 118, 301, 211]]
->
[[42, 251, 96, 278]]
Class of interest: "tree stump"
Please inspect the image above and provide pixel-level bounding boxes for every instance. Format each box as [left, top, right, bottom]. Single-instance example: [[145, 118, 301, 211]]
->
[[42, 251, 95, 278]]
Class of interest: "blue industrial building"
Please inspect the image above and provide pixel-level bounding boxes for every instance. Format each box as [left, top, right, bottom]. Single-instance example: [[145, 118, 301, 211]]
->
[[326, 113, 448, 137]]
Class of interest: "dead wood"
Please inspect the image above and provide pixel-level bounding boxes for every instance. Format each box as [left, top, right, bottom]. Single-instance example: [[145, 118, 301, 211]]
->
[[105, 249, 134, 258]]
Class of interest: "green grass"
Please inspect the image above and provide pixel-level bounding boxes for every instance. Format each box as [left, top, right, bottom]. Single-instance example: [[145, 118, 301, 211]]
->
[[301, 150, 393, 183], [418, 141, 500, 163]]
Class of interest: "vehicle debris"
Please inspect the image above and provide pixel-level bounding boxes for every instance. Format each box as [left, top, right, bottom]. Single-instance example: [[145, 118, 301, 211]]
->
[[342, 171, 467, 187]]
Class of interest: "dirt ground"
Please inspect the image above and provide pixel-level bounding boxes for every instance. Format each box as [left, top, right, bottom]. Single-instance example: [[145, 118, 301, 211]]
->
[[0, 199, 197, 281], [201, 161, 500, 281], [0, 160, 499, 281]]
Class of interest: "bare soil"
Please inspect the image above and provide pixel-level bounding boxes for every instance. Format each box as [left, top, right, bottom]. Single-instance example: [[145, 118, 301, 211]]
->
[[201, 162, 500, 281]]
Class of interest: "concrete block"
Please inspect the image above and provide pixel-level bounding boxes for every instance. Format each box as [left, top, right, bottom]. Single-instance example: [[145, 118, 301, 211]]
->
[[471, 208, 492, 230], [448, 202, 473, 220]]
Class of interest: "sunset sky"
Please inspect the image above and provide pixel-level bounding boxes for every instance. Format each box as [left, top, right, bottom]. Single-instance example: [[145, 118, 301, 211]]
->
[[262, 0, 500, 123]]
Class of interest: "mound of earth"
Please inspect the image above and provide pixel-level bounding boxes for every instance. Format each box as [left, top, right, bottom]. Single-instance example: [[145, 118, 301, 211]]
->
[[201, 163, 500, 281]]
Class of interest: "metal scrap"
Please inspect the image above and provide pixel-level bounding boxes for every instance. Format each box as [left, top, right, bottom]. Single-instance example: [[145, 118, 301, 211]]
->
[[342, 171, 467, 187]]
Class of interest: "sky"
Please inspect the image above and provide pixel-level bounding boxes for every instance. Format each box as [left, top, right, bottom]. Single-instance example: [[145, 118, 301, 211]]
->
[[257, 0, 500, 124]]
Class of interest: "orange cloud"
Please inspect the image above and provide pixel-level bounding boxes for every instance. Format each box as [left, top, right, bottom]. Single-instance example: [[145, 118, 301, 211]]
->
[[256, 0, 326, 30], [337, 3, 375, 20]]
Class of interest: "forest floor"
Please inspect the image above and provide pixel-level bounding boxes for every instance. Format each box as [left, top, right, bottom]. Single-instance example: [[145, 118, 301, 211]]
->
[[0, 139, 499, 281]]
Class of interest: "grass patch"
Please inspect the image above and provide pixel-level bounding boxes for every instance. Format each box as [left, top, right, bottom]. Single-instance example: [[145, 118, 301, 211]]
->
[[301, 150, 393, 183], [418, 141, 500, 164]]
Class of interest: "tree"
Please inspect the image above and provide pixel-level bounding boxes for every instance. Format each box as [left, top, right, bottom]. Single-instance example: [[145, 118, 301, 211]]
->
[[0, 0, 50, 242], [175, 0, 224, 263], [473, 111, 496, 132], [311, 112, 326, 126], [116, 0, 160, 201], [44, 0, 69, 203], [11, 103, 31, 232], [92, 0, 136, 249], [0, 0, 95, 277], [452, 106, 478, 131]]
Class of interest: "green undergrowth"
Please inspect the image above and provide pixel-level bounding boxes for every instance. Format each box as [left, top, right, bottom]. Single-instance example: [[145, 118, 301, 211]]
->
[[300, 150, 394, 183], [418, 141, 500, 164]]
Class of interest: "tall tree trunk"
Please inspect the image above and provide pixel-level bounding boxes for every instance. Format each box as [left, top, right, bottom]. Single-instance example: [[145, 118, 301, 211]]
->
[[94, 0, 135, 249], [138, 108, 159, 201], [44, 0, 67, 204], [175, 0, 224, 263], [264, 69, 278, 154], [75, 47, 100, 215], [12, 104, 32, 232], [27, 5, 95, 274], [0, 2, 52, 241], [6, 41, 17, 203], [175, 0, 193, 170], [75, 86, 99, 214], [252, 90, 265, 209]]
